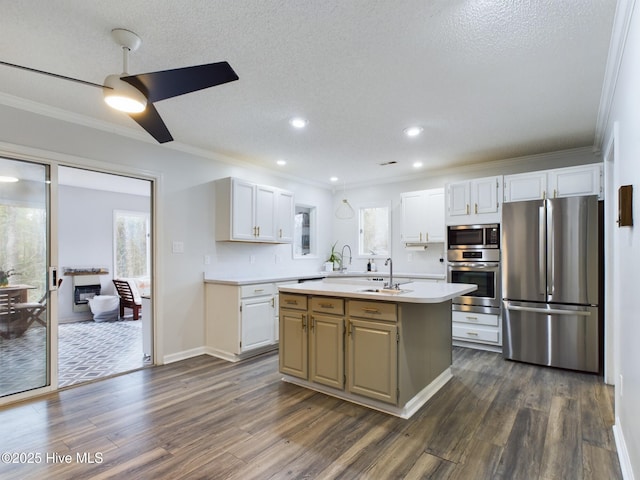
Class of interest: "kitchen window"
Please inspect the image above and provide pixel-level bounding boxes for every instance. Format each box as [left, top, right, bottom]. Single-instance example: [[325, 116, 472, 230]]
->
[[293, 204, 316, 258], [358, 203, 390, 257]]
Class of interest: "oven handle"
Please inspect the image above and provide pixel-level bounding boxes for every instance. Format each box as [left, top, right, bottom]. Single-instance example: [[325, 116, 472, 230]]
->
[[449, 263, 500, 268]]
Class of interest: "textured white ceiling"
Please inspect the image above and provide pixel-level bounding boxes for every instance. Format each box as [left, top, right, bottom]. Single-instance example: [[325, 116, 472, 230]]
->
[[0, 1, 617, 187]]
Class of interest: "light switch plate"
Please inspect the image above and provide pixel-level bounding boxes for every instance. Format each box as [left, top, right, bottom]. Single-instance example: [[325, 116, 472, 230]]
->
[[172, 241, 184, 254]]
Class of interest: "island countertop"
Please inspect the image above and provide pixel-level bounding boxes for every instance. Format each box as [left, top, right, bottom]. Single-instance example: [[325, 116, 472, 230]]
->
[[278, 280, 476, 303]]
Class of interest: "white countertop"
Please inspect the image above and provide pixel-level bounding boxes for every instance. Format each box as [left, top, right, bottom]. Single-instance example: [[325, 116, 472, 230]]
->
[[204, 271, 445, 286], [278, 280, 476, 304]]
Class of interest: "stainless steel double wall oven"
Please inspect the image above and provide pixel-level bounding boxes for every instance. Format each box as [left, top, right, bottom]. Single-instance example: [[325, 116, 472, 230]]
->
[[447, 224, 501, 315]]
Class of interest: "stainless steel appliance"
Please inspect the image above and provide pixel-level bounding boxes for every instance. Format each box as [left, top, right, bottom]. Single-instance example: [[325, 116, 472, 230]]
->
[[447, 224, 501, 315], [447, 223, 500, 250], [502, 195, 600, 373]]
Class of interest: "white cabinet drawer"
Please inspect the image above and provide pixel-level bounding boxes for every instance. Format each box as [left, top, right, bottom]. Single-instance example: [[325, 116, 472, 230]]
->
[[452, 310, 499, 327], [241, 283, 276, 298], [452, 324, 500, 344]]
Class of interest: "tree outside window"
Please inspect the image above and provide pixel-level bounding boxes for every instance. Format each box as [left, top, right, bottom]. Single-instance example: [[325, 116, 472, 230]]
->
[[114, 210, 149, 279], [358, 204, 390, 257]]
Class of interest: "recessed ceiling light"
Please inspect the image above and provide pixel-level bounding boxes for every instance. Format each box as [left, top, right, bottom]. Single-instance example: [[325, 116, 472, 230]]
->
[[0, 176, 19, 183], [413, 161, 423, 168], [276, 159, 287, 166], [330, 176, 339, 182], [290, 117, 308, 129], [404, 126, 423, 137]]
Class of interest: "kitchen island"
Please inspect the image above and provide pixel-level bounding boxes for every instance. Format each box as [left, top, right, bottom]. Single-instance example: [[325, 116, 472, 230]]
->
[[278, 280, 476, 419]]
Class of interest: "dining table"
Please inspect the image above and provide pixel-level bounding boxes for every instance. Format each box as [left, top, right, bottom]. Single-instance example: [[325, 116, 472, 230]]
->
[[0, 284, 37, 339]]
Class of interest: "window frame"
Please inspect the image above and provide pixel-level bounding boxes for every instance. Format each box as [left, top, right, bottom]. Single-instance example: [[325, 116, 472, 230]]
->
[[113, 209, 151, 279], [357, 201, 391, 258]]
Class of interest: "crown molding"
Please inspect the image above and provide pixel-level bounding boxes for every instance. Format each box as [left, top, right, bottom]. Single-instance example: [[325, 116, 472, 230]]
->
[[594, 0, 637, 150]]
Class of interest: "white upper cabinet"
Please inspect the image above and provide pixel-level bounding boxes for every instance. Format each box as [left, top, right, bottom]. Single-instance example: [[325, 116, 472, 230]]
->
[[276, 189, 295, 243], [446, 176, 502, 225], [215, 177, 294, 243], [400, 187, 445, 244], [503, 164, 602, 202]]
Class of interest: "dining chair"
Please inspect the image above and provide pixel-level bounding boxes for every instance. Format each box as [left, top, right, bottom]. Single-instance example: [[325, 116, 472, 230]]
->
[[13, 278, 63, 334], [112, 279, 142, 320]]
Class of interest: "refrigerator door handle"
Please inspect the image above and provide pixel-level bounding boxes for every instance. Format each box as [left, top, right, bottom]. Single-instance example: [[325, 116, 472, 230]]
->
[[547, 201, 555, 296], [504, 302, 591, 317], [539, 205, 546, 296]]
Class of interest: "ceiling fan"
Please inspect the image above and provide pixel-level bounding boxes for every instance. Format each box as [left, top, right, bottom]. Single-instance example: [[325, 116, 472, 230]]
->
[[0, 28, 239, 143]]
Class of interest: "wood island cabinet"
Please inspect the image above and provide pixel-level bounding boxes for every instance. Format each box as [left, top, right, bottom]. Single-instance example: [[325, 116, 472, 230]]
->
[[279, 289, 454, 417]]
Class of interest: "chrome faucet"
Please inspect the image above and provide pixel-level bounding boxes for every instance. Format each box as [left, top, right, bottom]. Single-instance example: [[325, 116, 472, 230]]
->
[[340, 244, 352, 272], [384, 257, 395, 289]]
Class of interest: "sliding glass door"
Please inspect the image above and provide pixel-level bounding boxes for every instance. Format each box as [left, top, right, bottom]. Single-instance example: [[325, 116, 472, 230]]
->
[[0, 157, 52, 397]]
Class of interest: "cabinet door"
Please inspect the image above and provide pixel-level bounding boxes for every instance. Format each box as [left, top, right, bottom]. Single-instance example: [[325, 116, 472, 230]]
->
[[276, 190, 294, 243], [309, 314, 344, 389], [279, 309, 308, 378], [447, 182, 470, 217], [400, 191, 425, 242], [241, 296, 275, 352], [255, 185, 277, 241], [424, 188, 445, 242], [472, 177, 498, 214], [503, 172, 547, 202], [347, 318, 397, 404], [232, 179, 257, 240], [549, 164, 602, 199]]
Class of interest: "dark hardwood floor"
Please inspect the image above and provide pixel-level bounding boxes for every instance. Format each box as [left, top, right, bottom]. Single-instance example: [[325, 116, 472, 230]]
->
[[0, 347, 621, 479]]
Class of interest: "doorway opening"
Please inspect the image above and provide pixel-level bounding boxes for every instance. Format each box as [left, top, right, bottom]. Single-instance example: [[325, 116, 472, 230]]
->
[[57, 166, 153, 387]]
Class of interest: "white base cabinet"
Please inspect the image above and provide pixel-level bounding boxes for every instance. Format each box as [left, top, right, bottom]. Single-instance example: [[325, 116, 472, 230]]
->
[[451, 309, 502, 353], [205, 282, 278, 362]]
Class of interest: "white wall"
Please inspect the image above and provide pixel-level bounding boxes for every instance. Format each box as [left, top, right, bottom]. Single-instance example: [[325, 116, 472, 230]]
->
[[0, 104, 333, 364], [602, 1, 640, 477], [57, 184, 150, 322]]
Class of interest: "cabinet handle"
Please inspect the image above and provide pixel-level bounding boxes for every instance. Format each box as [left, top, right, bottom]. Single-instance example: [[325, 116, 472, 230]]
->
[[302, 314, 307, 332], [361, 307, 381, 314], [466, 316, 478, 321], [419, 232, 422, 242], [466, 204, 470, 215], [285, 299, 298, 305], [475, 203, 478, 214], [426, 232, 429, 242], [553, 189, 557, 198], [254, 288, 264, 293], [253, 226, 257, 236], [542, 191, 546, 200], [279, 228, 283, 238], [257, 226, 260, 236], [271, 298, 275, 307], [310, 316, 315, 331], [466, 332, 479, 336], [319, 302, 334, 308]]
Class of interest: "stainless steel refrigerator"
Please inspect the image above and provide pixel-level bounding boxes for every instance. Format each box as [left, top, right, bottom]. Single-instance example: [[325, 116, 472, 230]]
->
[[502, 195, 600, 372]]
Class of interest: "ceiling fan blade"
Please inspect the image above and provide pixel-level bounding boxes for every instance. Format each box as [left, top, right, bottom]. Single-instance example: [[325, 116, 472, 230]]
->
[[121, 61, 238, 103], [128, 102, 173, 143], [0, 60, 106, 89]]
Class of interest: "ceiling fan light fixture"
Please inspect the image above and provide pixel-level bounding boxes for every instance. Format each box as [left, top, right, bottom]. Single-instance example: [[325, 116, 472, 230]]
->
[[103, 74, 147, 113]]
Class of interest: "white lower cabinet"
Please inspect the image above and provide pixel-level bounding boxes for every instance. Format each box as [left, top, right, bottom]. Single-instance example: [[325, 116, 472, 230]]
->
[[451, 309, 502, 352], [205, 282, 277, 362]]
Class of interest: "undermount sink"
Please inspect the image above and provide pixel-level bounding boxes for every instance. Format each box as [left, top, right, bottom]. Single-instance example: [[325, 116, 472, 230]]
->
[[359, 288, 413, 294]]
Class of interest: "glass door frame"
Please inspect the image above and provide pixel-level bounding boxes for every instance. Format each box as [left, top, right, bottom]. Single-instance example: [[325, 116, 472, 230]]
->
[[0, 151, 159, 406]]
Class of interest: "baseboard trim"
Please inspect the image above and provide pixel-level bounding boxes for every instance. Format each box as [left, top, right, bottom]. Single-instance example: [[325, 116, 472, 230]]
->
[[613, 418, 635, 480], [163, 346, 208, 364]]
